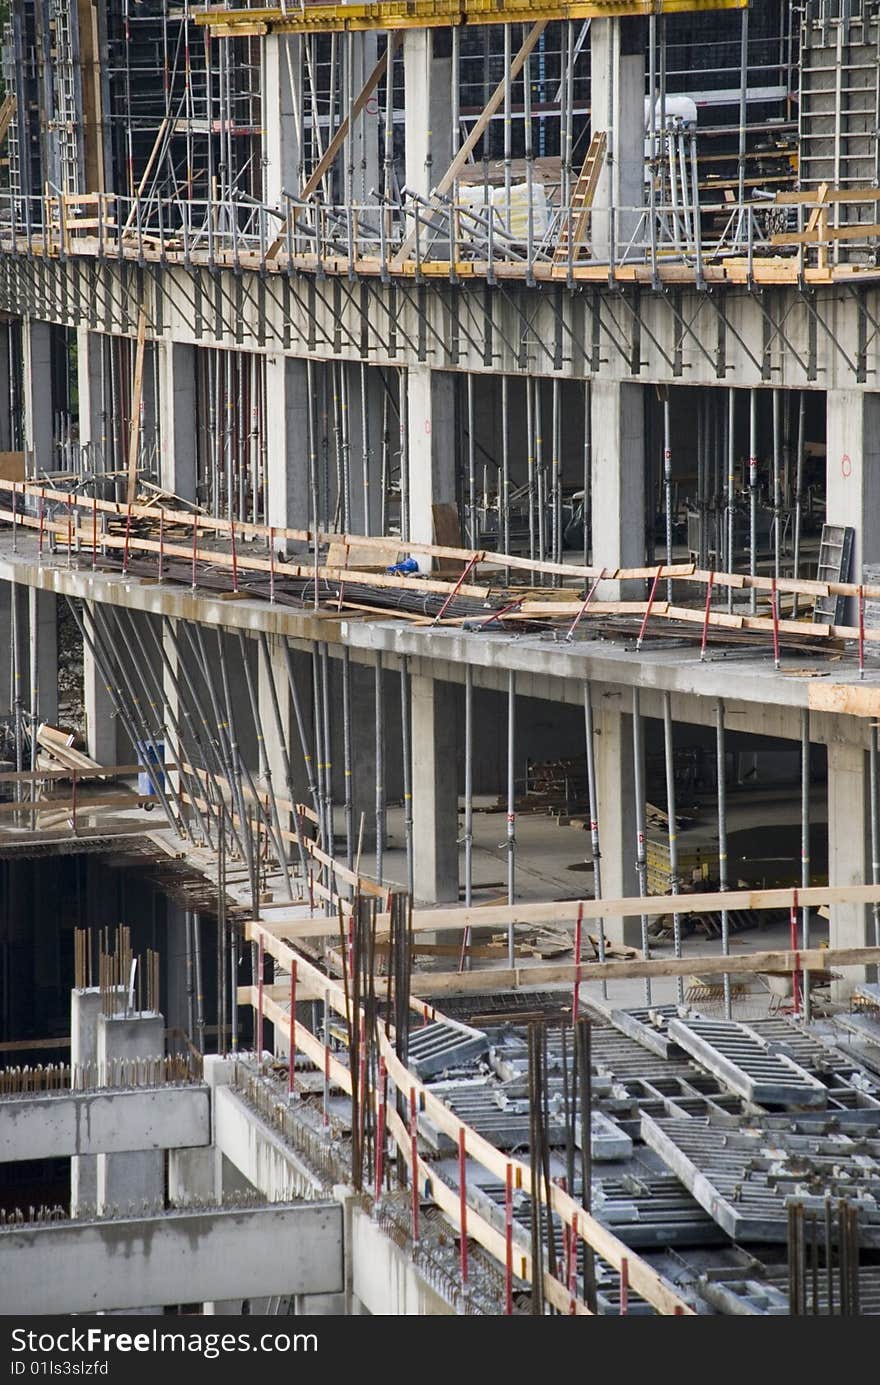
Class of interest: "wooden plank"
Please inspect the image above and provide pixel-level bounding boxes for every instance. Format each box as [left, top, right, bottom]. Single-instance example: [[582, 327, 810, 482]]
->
[[431, 502, 464, 574], [0, 452, 25, 482], [400, 945, 880, 996]]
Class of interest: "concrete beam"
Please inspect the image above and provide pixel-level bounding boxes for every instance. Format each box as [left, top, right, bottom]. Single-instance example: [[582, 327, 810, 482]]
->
[[213, 1085, 326, 1201], [0, 1203, 343, 1314], [12, 255, 880, 391], [2, 540, 880, 741], [0, 1086, 210, 1163]]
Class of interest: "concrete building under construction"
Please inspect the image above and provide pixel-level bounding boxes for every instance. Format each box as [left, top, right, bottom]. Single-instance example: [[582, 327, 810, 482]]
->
[[2, 0, 880, 1317]]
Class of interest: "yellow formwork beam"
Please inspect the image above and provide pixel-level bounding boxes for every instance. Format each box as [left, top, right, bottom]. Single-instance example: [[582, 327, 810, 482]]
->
[[195, 0, 747, 38]]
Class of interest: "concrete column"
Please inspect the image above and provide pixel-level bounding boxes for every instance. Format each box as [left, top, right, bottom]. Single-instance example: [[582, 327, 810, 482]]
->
[[266, 355, 310, 544], [157, 341, 197, 503], [591, 378, 645, 596], [258, 633, 295, 828], [590, 18, 646, 261], [411, 674, 458, 904], [263, 34, 301, 208], [346, 362, 384, 537], [83, 623, 117, 766], [76, 327, 106, 474], [70, 987, 102, 1213], [403, 30, 454, 202], [350, 35, 381, 205], [0, 581, 10, 713], [827, 735, 869, 994], [28, 588, 58, 726], [826, 389, 880, 622], [350, 659, 378, 847], [0, 322, 14, 451], [407, 367, 456, 559], [21, 319, 53, 478], [594, 697, 641, 945], [96, 1008, 165, 1215], [168, 1147, 216, 1206]]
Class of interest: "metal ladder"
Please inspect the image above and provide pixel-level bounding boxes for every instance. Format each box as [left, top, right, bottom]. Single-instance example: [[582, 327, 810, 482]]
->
[[812, 522, 854, 624], [48, 0, 83, 198], [553, 130, 606, 267]]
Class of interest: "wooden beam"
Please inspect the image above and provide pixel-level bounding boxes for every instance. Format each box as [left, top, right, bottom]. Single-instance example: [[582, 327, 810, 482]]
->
[[398, 945, 880, 996]]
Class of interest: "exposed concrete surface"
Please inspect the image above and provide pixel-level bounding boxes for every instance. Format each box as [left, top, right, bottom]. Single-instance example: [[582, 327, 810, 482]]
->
[[0, 1086, 210, 1163], [348, 1205, 455, 1316], [0, 1204, 343, 1314], [213, 1085, 326, 1200]]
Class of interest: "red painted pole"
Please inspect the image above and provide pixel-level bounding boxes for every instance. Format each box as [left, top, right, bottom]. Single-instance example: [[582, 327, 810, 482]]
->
[[410, 1087, 420, 1243], [636, 565, 663, 650], [374, 1058, 387, 1202], [565, 570, 604, 642], [569, 1213, 579, 1307], [505, 1162, 514, 1315], [288, 961, 297, 1097], [700, 570, 715, 661], [458, 1128, 468, 1287], [620, 1257, 629, 1314]]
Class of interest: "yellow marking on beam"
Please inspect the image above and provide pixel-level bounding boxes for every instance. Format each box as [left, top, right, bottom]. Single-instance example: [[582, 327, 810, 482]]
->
[[195, 0, 747, 37]]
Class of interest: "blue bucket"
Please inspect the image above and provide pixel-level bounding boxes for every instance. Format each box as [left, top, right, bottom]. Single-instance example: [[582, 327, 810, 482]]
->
[[137, 741, 165, 798]]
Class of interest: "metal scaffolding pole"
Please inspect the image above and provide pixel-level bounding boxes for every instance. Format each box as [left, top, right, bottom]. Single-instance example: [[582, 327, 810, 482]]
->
[[663, 393, 673, 602], [716, 698, 731, 1019], [236, 629, 293, 899], [400, 654, 414, 899], [375, 651, 385, 886], [506, 670, 516, 967], [749, 389, 758, 614], [870, 720, 880, 955], [727, 387, 735, 613], [341, 648, 355, 875], [583, 682, 607, 999], [662, 691, 683, 1003], [257, 631, 310, 887], [632, 688, 651, 1006], [802, 707, 813, 1020]]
